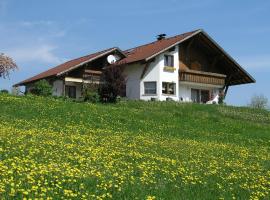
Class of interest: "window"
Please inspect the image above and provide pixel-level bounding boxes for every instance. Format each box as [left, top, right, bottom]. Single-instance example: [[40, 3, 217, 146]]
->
[[144, 82, 157, 95], [191, 89, 200, 103], [65, 85, 76, 98], [164, 55, 174, 67], [162, 82, 176, 95], [191, 89, 210, 103]]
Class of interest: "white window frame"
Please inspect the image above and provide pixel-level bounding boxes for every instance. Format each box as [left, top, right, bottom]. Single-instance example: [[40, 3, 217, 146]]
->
[[162, 82, 176, 95], [144, 81, 157, 95], [164, 55, 174, 67]]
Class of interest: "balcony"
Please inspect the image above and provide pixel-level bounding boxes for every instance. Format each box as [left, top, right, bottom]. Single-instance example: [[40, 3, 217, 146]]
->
[[179, 70, 226, 86]]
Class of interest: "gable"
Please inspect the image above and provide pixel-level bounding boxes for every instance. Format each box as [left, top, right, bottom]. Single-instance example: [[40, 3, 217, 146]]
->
[[178, 31, 255, 86], [15, 47, 126, 86]]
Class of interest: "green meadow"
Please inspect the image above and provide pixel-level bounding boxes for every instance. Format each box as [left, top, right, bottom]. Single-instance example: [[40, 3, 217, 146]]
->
[[0, 94, 269, 199]]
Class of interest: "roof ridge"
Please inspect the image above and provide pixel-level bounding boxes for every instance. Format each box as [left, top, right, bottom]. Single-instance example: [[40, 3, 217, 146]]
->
[[124, 29, 200, 53], [60, 47, 116, 65]]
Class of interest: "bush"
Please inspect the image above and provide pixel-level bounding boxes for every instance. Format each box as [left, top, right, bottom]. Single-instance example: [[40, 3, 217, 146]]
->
[[249, 94, 268, 109], [31, 79, 52, 97], [218, 91, 225, 105], [83, 90, 100, 103], [82, 83, 100, 103], [99, 66, 126, 103], [0, 89, 9, 94]]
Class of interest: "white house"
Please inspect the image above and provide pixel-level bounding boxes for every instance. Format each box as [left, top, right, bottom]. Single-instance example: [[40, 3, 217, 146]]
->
[[15, 29, 255, 103]]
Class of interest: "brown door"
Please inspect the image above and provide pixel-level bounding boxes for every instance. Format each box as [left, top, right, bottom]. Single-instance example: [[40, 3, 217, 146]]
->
[[200, 90, 210, 103]]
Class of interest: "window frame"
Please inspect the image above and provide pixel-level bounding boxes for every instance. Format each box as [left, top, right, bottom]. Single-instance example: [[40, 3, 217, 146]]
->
[[162, 82, 176, 95], [65, 85, 77, 99], [164, 55, 174, 67], [144, 81, 157, 95]]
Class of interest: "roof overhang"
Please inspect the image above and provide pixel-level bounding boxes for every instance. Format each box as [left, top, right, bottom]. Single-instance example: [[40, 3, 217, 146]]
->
[[145, 29, 255, 85], [145, 29, 202, 62], [56, 47, 126, 76]]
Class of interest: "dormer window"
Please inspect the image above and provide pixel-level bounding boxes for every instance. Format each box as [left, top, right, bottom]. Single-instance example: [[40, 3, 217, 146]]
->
[[164, 55, 174, 67]]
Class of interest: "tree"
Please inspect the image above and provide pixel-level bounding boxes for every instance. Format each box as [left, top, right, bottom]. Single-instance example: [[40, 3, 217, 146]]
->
[[99, 66, 126, 103], [0, 53, 18, 78], [30, 79, 52, 97], [248, 94, 268, 109]]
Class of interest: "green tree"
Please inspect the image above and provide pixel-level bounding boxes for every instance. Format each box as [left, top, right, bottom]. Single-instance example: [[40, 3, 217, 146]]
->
[[31, 80, 52, 97], [99, 66, 126, 103]]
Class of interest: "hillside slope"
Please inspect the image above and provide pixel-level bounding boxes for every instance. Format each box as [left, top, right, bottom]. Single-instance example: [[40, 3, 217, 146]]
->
[[0, 94, 269, 199]]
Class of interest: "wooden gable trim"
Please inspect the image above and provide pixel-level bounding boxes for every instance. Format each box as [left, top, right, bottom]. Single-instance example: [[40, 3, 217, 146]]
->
[[140, 62, 151, 79]]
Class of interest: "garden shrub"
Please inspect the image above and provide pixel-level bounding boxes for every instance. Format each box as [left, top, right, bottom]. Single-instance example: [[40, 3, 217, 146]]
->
[[31, 79, 52, 97]]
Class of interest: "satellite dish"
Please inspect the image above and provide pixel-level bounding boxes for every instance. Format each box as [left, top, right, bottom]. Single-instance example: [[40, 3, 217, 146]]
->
[[107, 55, 117, 64]]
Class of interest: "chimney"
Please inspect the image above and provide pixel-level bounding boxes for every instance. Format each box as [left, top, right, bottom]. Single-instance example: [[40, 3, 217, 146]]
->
[[157, 34, 166, 41]]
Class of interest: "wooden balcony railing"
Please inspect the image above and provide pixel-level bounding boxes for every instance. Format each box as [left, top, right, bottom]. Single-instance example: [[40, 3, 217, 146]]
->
[[179, 70, 226, 85], [83, 69, 102, 83]]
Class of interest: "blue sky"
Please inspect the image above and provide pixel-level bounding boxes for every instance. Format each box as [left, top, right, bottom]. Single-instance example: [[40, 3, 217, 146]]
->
[[0, 0, 269, 106]]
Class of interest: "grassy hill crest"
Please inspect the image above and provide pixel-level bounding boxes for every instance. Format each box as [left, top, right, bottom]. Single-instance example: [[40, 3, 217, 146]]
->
[[0, 94, 269, 199]]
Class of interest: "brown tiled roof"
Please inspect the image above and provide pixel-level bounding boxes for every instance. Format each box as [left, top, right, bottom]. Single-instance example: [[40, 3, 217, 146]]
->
[[15, 29, 201, 86], [15, 47, 120, 86], [115, 29, 200, 65]]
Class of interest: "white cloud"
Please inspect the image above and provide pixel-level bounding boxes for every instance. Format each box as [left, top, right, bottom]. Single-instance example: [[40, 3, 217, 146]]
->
[[7, 44, 66, 64], [238, 55, 270, 70], [19, 20, 55, 27]]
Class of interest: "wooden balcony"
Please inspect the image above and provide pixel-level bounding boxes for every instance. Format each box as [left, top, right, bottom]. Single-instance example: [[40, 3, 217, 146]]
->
[[83, 69, 102, 83], [179, 70, 226, 86]]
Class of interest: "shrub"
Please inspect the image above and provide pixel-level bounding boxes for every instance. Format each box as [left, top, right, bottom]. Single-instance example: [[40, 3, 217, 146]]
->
[[218, 91, 225, 105], [82, 83, 100, 103], [31, 79, 52, 97], [249, 94, 268, 109], [99, 66, 126, 103], [0, 89, 9, 94], [84, 91, 100, 103]]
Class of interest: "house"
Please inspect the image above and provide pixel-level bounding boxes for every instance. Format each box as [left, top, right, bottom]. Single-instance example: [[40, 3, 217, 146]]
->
[[15, 29, 255, 103]]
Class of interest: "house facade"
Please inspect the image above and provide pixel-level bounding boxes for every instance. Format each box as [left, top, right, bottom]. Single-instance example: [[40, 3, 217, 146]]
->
[[15, 29, 255, 103]]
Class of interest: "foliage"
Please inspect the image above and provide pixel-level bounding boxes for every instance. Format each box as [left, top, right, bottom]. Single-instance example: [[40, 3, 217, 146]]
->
[[99, 66, 126, 103], [218, 90, 225, 104], [0, 53, 18, 79], [0, 94, 270, 199], [30, 79, 52, 97], [0, 89, 9, 94], [249, 94, 268, 109], [82, 83, 100, 103]]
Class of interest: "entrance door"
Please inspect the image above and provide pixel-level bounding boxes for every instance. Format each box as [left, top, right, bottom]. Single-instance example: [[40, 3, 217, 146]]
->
[[65, 85, 76, 98], [200, 90, 210, 103], [191, 89, 200, 103]]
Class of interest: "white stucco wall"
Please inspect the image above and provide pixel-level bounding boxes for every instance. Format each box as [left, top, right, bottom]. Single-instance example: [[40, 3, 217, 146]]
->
[[159, 46, 179, 101], [124, 63, 142, 100], [139, 56, 161, 101], [178, 82, 222, 103], [123, 44, 223, 102], [124, 46, 179, 101]]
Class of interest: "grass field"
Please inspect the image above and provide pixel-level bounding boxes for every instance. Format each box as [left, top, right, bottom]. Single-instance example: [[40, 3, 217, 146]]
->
[[0, 94, 269, 200]]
